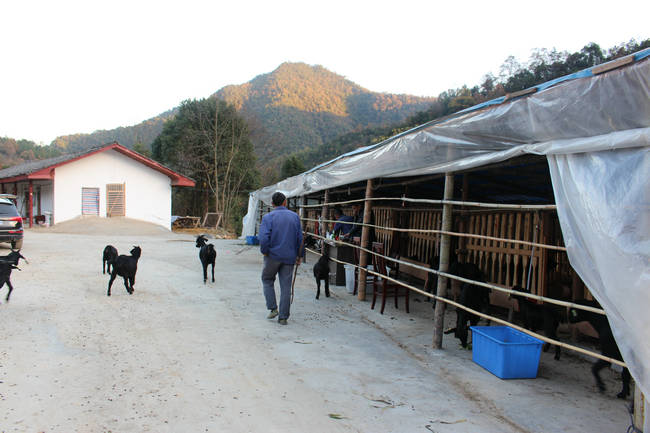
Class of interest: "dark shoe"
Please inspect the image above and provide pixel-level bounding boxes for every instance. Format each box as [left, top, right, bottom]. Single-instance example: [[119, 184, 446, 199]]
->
[[278, 318, 288, 325], [267, 309, 278, 319]]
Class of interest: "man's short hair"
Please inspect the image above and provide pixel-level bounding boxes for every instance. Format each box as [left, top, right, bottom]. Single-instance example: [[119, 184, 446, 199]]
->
[[333, 207, 343, 217], [272, 192, 286, 206]]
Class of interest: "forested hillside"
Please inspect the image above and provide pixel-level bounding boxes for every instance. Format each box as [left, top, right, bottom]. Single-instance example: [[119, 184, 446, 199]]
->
[[0, 137, 62, 169], [51, 109, 176, 151]]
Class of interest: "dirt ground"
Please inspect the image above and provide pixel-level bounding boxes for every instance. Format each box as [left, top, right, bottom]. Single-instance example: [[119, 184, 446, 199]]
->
[[0, 217, 635, 432]]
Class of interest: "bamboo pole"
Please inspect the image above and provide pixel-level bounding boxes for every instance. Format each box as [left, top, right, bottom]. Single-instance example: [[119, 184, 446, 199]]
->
[[357, 179, 374, 301], [433, 173, 454, 349], [302, 217, 567, 252], [299, 196, 557, 210]]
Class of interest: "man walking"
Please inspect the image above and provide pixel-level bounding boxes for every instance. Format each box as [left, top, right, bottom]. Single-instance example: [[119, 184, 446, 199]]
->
[[259, 192, 303, 325]]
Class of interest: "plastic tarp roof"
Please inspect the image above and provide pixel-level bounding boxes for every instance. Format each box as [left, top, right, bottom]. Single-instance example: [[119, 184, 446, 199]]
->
[[243, 50, 650, 422]]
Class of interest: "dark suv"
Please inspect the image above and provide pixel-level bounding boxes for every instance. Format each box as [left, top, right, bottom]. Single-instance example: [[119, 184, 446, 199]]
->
[[0, 194, 23, 249]]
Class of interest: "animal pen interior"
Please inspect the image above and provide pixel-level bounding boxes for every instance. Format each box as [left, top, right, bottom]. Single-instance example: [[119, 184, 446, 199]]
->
[[296, 154, 587, 315]]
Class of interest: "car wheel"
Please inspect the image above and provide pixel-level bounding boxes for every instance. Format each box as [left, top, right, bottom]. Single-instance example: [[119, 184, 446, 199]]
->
[[11, 239, 23, 250]]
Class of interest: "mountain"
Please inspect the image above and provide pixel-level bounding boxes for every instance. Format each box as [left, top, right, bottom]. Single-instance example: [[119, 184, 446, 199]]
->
[[51, 63, 435, 169], [215, 62, 435, 163]]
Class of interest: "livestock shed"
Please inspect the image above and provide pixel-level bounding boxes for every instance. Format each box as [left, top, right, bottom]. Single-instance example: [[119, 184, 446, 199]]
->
[[243, 49, 650, 428], [0, 142, 195, 229]]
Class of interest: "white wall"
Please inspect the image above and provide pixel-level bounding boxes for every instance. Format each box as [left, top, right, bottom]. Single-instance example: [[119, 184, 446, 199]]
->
[[54, 150, 172, 228]]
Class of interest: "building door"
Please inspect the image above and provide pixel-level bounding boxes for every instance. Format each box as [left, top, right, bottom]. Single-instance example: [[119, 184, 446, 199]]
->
[[106, 183, 125, 217], [81, 187, 100, 216]]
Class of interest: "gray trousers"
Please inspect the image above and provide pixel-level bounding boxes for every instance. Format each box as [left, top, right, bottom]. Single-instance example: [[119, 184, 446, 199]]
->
[[262, 256, 294, 320]]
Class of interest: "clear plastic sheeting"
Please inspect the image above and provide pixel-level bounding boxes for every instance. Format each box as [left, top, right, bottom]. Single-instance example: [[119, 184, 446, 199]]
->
[[548, 148, 650, 431], [243, 54, 650, 414]]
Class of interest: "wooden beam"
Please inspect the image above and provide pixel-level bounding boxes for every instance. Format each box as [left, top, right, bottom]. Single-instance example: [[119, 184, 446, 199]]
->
[[321, 189, 330, 236], [357, 179, 374, 300], [433, 173, 455, 349], [504, 87, 538, 102], [592, 55, 634, 75]]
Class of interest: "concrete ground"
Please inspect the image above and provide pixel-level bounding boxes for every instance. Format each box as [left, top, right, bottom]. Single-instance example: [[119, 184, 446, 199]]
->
[[0, 217, 634, 432]]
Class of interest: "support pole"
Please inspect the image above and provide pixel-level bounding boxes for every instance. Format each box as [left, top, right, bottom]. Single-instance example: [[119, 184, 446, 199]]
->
[[321, 189, 330, 236], [357, 179, 374, 300], [433, 173, 455, 348], [300, 196, 307, 259], [457, 174, 469, 262], [634, 385, 645, 431], [28, 180, 34, 228]]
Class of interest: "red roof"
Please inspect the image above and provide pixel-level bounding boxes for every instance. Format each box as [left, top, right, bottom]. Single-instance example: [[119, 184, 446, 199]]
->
[[0, 142, 195, 187]]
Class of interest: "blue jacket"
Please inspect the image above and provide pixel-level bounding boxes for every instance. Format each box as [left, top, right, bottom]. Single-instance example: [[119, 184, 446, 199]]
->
[[333, 215, 354, 235], [259, 206, 303, 264]]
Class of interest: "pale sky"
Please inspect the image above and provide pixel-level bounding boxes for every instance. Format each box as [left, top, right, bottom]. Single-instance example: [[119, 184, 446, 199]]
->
[[1, 0, 647, 145]]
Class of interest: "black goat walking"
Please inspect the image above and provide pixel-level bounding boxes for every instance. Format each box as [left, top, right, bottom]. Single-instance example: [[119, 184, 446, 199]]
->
[[0, 250, 27, 302], [569, 300, 631, 399], [107, 246, 142, 296], [511, 285, 563, 360], [102, 245, 118, 274], [313, 244, 330, 299], [196, 235, 216, 284]]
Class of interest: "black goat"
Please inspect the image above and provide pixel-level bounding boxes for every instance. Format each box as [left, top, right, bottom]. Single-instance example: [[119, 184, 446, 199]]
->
[[102, 245, 118, 274], [313, 244, 330, 299], [569, 299, 631, 399], [107, 246, 142, 296], [0, 250, 27, 302], [447, 262, 490, 348], [511, 285, 562, 360], [195, 235, 216, 284]]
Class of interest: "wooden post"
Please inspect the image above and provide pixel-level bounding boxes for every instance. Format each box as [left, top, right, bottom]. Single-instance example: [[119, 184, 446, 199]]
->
[[634, 385, 645, 430], [433, 173, 455, 349], [458, 174, 469, 262], [28, 180, 34, 228], [300, 196, 307, 230], [321, 189, 330, 236], [358, 179, 374, 300], [300, 196, 307, 258]]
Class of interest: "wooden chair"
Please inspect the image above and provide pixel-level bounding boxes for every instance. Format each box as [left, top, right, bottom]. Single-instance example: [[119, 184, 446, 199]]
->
[[371, 242, 409, 314]]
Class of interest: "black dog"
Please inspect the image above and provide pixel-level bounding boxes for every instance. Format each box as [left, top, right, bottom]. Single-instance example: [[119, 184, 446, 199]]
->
[[313, 244, 330, 299], [196, 235, 216, 284], [102, 245, 118, 274], [0, 250, 27, 302], [107, 246, 142, 296]]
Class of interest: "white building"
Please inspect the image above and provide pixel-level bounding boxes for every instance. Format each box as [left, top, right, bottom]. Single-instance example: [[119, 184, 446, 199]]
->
[[0, 142, 194, 229]]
